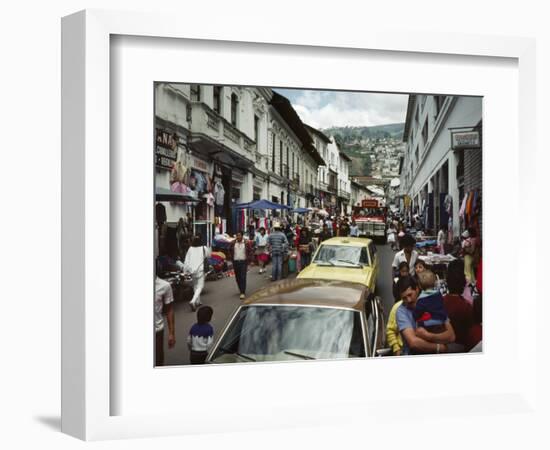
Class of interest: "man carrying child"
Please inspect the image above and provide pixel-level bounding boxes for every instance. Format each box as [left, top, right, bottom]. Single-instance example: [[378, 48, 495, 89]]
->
[[395, 274, 456, 355]]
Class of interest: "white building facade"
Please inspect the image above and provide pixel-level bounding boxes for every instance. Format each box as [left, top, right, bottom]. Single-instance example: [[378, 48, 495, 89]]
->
[[400, 94, 482, 239], [154, 84, 325, 257], [337, 150, 352, 215]]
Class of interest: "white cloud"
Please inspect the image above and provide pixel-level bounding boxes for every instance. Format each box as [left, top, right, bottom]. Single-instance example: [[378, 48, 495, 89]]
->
[[278, 89, 408, 129]]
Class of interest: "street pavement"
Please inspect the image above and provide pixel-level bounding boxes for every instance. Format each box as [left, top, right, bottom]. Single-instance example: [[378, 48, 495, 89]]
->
[[161, 243, 397, 366]]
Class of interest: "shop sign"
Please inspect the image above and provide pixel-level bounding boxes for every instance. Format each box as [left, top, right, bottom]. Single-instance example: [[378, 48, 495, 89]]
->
[[362, 199, 379, 208], [156, 129, 178, 169], [451, 130, 480, 150], [191, 156, 209, 172]]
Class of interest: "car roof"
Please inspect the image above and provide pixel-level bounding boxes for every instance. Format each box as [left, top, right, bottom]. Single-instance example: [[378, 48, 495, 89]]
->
[[243, 278, 368, 311], [319, 236, 372, 247]]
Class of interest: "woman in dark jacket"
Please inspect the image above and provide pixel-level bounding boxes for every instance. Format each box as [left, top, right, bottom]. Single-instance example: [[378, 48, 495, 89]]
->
[[298, 227, 313, 270]]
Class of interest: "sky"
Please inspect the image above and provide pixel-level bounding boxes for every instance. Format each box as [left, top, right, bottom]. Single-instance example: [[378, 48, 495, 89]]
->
[[274, 88, 409, 130]]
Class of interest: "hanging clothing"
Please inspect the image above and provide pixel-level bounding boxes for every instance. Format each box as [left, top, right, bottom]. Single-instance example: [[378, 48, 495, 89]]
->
[[459, 195, 467, 220], [214, 181, 225, 206], [444, 195, 452, 215], [192, 170, 207, 193], [206, 193, 215, 207]]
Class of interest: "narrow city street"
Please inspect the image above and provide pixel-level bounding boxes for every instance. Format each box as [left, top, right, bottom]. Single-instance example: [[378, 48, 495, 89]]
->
[[163, 243, 396, 366]]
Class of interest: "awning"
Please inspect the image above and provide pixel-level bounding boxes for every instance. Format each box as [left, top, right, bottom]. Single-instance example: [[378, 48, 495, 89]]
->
[[232, 199, 290, 210], [292, 207, 311, 214], [155, 187, 198, 203]]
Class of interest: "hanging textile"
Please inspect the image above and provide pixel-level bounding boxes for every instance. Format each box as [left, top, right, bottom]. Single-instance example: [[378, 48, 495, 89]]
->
[[459, 195, 467, 220]]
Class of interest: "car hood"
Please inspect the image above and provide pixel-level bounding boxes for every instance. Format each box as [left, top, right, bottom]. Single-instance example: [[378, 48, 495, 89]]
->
[[298, 264, 373, 287]]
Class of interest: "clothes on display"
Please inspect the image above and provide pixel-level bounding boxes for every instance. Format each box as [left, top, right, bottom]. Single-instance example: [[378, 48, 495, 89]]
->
[[206, 193, 215, 207], [444, 194, 452, 215], [191, 170, 208, 194]]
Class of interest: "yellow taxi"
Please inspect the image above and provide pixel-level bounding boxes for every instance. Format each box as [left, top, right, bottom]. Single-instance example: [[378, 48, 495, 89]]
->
[[297, 237, 379, 292]]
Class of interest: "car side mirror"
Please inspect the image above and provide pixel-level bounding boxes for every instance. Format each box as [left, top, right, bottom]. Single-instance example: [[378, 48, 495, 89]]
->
[[375, 348, 392, 357]]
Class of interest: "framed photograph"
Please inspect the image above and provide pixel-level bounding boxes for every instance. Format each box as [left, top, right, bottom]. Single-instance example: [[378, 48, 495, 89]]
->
[[62, 9, 537, 441]]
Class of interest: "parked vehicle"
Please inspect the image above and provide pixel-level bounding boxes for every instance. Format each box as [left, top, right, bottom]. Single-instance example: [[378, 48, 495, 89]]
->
[[207, 278, 386, 363], [297, 236, 379, 292]]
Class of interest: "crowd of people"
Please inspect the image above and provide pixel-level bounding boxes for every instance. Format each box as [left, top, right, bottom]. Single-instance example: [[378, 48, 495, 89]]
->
[[155, 209, 483, 365], [387, 214, 482, 356], [154, 212, 363, 365]]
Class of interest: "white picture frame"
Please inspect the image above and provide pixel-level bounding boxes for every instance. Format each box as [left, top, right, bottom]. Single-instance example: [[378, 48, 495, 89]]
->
[[62, 9, 538, 441]]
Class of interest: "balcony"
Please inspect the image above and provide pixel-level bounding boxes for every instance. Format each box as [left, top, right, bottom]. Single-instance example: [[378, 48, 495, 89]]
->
[[338, 188, 351, 201], [289, 172, 300, 190], [188, 101, 256, 168], [307, 183, 318, 196]]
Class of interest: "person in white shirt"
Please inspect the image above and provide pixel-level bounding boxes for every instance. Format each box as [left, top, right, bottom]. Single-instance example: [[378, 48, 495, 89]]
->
[[155, 268, 175, 366], [183, 235, 211, 311], [325, 217, 333, 236], [392, 234, 419, 277], [254, 227, 269, 274], [231, 231, 250, 299]]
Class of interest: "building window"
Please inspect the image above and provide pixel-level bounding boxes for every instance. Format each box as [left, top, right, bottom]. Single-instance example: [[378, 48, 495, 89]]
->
[[190, 84, 200, 102], [279, 141, 283, 175], [254, 115, 259, 142], [213, 86, 221, 113], [286, 147, 289, 177], [230, 93, 239, 127], [292, 153, 295, 177], [272, 134, 276, 172]]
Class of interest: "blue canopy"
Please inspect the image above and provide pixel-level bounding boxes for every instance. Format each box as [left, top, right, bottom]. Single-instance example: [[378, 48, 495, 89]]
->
[[232, 199, 290, 210], [292, 207, 311, 214]]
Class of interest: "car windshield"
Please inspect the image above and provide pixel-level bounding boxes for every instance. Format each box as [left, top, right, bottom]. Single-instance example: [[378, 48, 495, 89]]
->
[[210, 305, 365, 363], [313, 245, 369, 267]]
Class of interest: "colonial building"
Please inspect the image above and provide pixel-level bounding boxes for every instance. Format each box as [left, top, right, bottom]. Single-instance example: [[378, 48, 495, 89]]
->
[[155, 83, 274, 244], [303, 125, 328, 208], [268, 93, 325, 211], [400, 94, 482, 238], [154, 84, 326, 254], [337, 149, 352, 215]]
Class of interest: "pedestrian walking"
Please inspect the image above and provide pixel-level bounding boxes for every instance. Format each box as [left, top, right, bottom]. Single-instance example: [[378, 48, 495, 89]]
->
[[392, 234, 419, 277], [325, 217, 333, 236], [254, 227, 269, 274], [155, 269, 176, 366], [187, 305, 214, 365], [230, 231, 251, 299], [183, 235, 211, 311], [339, 218, 350, 237], [349, 219, 358, 237], [267, 222, 288, 281], [387, 222, 397, 250], [298, 226, 313, 271], [319, 223, 332, 242]]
